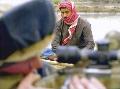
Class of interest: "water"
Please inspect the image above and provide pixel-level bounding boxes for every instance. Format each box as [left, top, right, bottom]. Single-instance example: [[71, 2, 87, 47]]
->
[[79, 13, 120, 41]]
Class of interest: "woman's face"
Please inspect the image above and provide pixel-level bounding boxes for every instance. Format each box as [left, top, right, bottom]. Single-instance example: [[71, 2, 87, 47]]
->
[[60, 8, 72, 19]]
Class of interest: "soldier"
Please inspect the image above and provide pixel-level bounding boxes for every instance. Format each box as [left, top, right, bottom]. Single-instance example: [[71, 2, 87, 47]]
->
[[0, 0, 55, 89]]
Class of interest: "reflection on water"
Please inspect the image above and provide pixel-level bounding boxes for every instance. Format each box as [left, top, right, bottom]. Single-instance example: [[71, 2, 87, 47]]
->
[[80, 13, 120, 41]]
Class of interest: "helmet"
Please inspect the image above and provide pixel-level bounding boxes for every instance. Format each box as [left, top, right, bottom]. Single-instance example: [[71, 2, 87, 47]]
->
[[0, 0, 55, 62]]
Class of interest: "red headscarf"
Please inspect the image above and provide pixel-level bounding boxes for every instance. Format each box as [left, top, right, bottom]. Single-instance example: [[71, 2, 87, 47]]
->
[[59, 0, 79, 45], [59, 0, 79, 24]]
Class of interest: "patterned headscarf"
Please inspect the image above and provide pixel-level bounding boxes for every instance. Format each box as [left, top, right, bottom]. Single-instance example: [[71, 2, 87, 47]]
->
[[59, 0, 79, 45], [59, 0, 78, 24]]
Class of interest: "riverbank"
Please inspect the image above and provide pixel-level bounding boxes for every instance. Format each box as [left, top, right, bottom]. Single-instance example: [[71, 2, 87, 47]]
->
[[76, 3, 120, 12], [54, 1, 120, 13]]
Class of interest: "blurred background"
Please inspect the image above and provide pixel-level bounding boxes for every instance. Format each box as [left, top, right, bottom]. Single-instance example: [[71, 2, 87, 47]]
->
[[52, 0, 120, 41], [0, 0, 120, 42]]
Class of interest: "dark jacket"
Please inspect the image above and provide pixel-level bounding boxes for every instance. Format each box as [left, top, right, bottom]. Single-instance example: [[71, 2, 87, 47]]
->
[[52, 17, 95, 52]]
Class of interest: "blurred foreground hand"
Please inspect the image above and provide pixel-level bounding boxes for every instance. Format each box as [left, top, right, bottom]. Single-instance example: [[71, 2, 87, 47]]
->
[[62, 75, 106, 89], [17, 72, 48, 89], [18, 72, 106, 89]]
